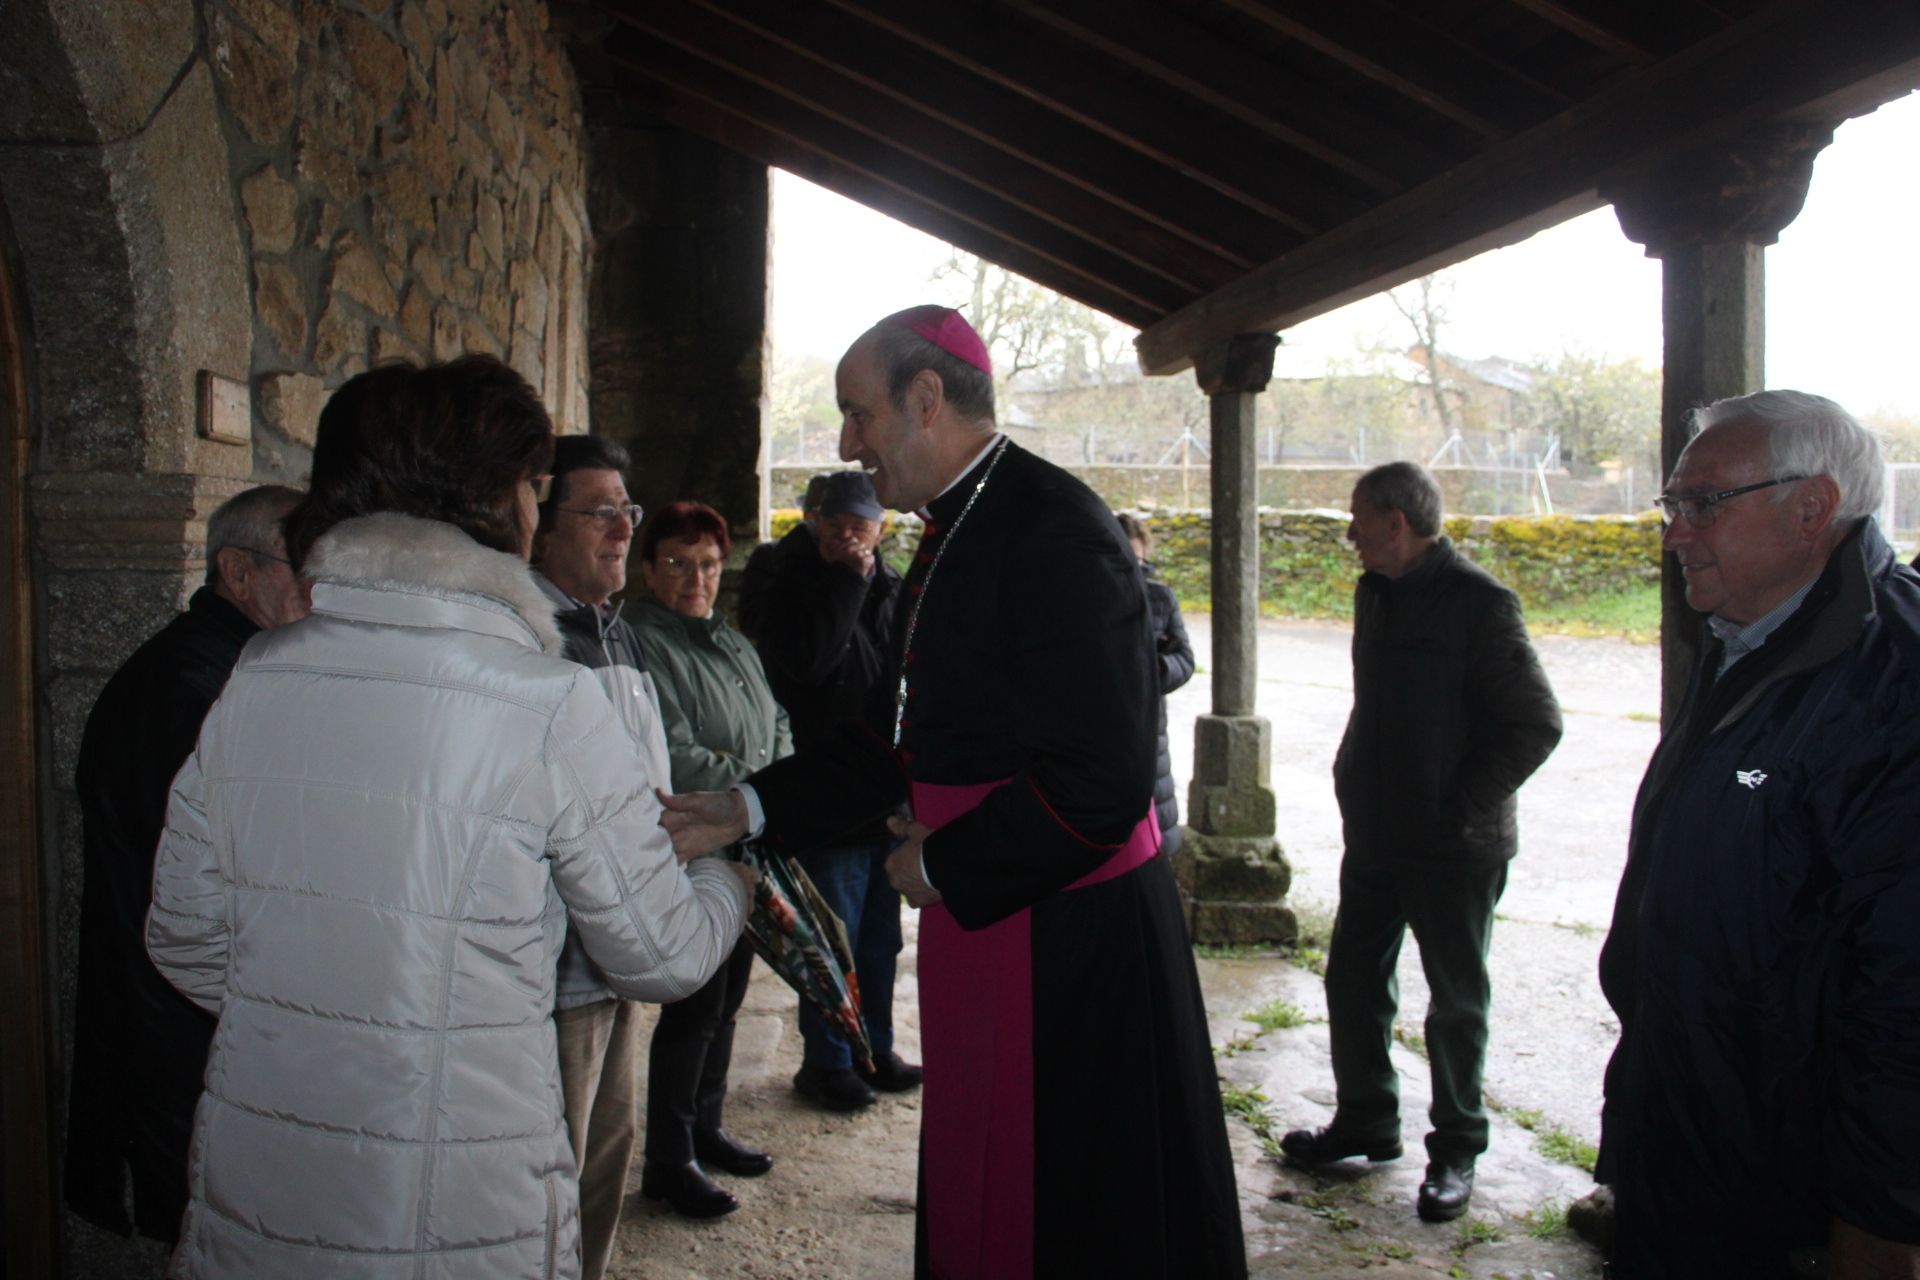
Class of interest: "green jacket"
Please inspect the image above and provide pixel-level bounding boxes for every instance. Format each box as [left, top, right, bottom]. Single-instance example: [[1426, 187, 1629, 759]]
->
[[630, 597, 793, 793]]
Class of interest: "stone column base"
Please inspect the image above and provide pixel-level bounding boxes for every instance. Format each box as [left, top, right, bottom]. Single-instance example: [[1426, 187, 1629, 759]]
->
[[1171, 830, 1296, 946]]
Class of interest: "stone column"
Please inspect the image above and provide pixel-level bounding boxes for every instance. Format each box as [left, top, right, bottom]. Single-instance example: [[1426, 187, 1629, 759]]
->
[[1606, 122, 1832, 723], [1174, 334, 1294, 945]]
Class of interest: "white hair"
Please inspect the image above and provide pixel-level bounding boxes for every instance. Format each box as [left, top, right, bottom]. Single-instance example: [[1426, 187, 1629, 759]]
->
[[1691, 390, 1884, 522]]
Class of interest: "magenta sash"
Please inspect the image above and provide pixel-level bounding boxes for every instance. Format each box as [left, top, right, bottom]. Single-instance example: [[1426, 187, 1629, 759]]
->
[[911, 779, 1159, 1280]]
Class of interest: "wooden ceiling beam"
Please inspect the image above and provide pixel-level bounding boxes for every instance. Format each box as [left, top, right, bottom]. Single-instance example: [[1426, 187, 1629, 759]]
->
[[823, 0, 1370, 235], [604, 33, 1197, 318], [1217, 0, 1568, 139], [674, 0, 1285, 270], [1136, 0, 1920, 373], [1503, 0, 1677, 65], [1005, 0, 1420, 193], [618, 91, 1163, 329], [608, 4, 1244, 295]]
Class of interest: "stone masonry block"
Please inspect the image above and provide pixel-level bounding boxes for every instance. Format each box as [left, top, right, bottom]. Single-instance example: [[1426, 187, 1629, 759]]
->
[[1171, 834, 1292, 902], [1191, 713, 1271, 787], [1188, 782, 1276, 839], [1186, 900, 1299, 948]]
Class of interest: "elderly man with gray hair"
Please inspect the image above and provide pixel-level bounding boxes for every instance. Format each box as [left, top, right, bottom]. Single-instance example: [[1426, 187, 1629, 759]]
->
[[1282, 460, 1561, 1225], [65, 484, 308, 1243], [1598, 391, 1920, 1279]]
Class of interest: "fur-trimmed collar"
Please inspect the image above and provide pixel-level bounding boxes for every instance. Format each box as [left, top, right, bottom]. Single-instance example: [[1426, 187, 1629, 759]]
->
[[303, 513, 563, 655]]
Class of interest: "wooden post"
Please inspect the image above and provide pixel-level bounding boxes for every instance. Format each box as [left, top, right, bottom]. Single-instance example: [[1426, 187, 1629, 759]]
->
[[1605, 122, 1833, 725]]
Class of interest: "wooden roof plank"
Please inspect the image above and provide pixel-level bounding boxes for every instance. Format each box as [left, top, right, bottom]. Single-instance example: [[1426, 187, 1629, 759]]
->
[[605, 33, 1197, 317], [618, 1, 1252, 290], [1503, 0, 1682, 64], [823, 0, 1368, 235], [1135, 0, 1920, 373], [1006, 0, 1416, 193], [633, 92, 1163, 329], [1218, 0, 1571, 139], [675, 0, 1286, 268]]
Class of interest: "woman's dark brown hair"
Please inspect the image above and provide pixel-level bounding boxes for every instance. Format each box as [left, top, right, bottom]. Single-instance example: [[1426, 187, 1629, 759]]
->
[[639, 500, 732, 563], [285, 355, 555, 568]]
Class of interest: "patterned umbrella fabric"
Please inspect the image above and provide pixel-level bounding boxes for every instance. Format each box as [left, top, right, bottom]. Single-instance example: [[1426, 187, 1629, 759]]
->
[[738, 848, 873, 1074]]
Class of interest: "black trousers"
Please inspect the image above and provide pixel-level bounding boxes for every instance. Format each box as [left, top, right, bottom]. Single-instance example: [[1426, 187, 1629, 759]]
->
[[643, 938, 756, 1166]]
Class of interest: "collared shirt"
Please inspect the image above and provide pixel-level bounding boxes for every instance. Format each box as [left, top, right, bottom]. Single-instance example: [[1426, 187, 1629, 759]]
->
[[532, 572, 620, 630], [915, 432, 1005, 516], [1709, 575, 1819, 676]]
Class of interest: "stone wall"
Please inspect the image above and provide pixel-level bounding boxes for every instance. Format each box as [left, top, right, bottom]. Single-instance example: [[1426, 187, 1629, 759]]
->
[[225, 0, 593, 479]]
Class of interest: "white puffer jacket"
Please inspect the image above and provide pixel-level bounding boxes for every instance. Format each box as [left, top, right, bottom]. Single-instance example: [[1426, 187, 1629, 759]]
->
[[146, 513, 748, 1279]]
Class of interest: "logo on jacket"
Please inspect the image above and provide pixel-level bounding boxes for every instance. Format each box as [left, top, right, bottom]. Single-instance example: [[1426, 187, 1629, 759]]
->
[[1735, 769, 1768, 790]]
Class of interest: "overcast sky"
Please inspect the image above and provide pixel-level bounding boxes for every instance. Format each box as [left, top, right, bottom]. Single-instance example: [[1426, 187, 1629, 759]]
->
[[770, 90, 1920, 421]]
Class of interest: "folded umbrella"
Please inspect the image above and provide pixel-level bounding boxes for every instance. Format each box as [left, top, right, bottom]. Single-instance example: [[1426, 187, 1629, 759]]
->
[[737, 848, 874, 1074]]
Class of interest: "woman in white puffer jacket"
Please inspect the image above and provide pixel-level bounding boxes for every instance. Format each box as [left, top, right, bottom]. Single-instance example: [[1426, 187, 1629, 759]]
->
[[145, 356, 751, 1279]]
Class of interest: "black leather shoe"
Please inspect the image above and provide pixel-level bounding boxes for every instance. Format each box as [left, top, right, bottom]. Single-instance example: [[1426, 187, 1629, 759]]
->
[[793, 1064, 877, 1112], [857, 1051, 924, 1093], [1278, 1124, 1403, 1166], [1416, 1162, 1475, 1222], [640, 1161, 738, 1219], [694, 1128, 773, 1178]]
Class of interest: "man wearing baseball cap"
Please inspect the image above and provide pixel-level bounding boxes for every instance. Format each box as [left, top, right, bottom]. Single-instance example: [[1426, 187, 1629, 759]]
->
[[747, 467, 918, 1113]]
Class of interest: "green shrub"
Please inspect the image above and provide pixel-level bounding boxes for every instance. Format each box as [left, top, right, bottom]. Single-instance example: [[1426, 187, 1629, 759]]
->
[[1134, 510, 1662, 639]]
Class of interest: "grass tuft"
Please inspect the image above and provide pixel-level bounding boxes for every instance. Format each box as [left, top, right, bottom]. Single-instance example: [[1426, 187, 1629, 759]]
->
[[1246, 999, 1316, 1032], [1519, 1200, 1571, 1238], [1535, 1126, 1599, 1173]]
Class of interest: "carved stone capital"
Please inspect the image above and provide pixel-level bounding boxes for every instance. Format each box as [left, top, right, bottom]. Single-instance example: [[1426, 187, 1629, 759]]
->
[[1193, 333, 1280, 397], [1605, 121, 1835, 256]]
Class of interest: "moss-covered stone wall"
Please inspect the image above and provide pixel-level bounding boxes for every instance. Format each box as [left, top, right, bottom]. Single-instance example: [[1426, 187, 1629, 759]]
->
[[1143, 510, 1663, 620]]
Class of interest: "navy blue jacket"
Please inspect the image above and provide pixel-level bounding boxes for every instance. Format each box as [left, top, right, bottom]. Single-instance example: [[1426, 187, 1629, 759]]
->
[[1599, 520, 1920, 1276]]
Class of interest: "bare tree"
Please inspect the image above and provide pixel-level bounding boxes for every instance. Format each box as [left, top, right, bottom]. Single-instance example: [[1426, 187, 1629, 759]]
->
[[930, 252, 1124, 392], [1388, 274, 1456, 435]]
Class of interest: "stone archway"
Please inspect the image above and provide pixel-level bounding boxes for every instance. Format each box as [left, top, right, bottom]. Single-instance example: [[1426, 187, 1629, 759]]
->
[[0, 190, 57, 1280], [0, 2, 253, 1269]]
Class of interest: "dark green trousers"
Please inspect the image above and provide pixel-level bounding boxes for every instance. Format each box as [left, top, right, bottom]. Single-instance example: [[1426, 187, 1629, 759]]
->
[[1324, 855, 1508, 1166]]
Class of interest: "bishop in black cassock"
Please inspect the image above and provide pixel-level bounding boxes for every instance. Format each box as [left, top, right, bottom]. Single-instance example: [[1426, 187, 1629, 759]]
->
[[665, 306, 1244, 1280]]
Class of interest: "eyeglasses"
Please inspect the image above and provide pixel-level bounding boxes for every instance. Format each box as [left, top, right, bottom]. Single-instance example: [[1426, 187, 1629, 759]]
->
[[528, 475, 554, 503], [658, 555, 724, 578], [236, 547, 293, 567], [559, 503, 644, 531], [1654, 476, 1805, 529]]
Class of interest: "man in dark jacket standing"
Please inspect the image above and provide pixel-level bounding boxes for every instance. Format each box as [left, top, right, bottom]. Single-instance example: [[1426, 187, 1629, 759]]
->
[[66, 483, 307, 1242], [1598, 392, 1920, 1280], [744, 468, 921, 1111], [1282, 461, 1561, 1224]]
